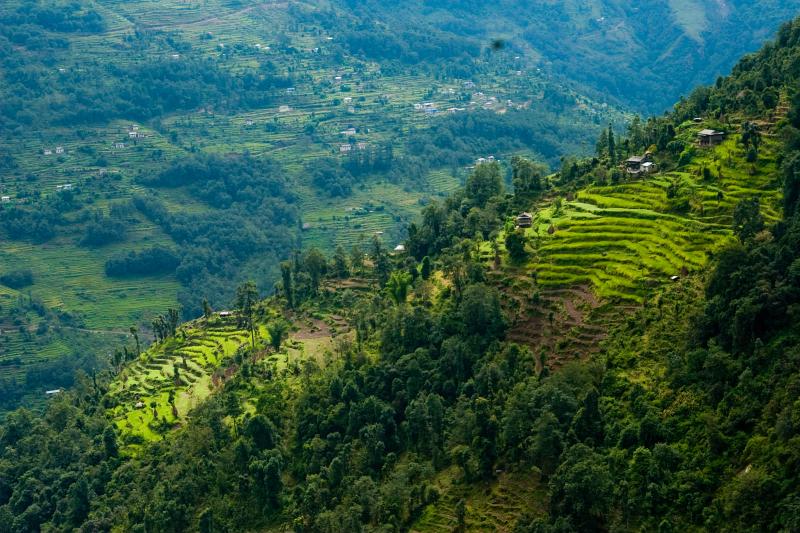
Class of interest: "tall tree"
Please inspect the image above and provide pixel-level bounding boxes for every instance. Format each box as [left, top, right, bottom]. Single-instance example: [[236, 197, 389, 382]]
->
[[236, 281, 259, 348]]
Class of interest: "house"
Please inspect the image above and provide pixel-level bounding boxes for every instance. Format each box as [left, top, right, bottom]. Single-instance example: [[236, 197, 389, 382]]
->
[[55, 146, 64, 154], [341, 127, 357, 136], [286, 87, 295, 94], [45, 389, 62, 396], [302, 222, 312, 230], [393, 244, 406, 253], [43, 149, 52, 156], [625, 153, 653, 175], [347, 106, 356, 114], [356, 142, 368, 150], [641, 161, 656, 174], [245, 119, 254, 126], [414, 103, 423, 110], [128, 131, 145, 138], [516, 212, 533, 228], [343, 97, 353, 104], [340, 144, 352, 153], [57, 183, 73, 191], [218, 311, 234, 318], [1, 196, 10, 203], [279, 105, 291, 113], [697, 129, 725, 146], [135, 401, 145, 408], [114, 142, 125, 149], [692, 117, 703, 123], [171, 53, 180, 59]]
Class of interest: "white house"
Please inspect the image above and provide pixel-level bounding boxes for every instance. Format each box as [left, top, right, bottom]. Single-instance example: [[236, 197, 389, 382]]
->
[[55, 146, 64, 154], [279, 105, 291, 113], [339, 144, 352, 153], [43, 149, 52, 156], [1, 196, 10, 203], [114, 142, 125, 149]]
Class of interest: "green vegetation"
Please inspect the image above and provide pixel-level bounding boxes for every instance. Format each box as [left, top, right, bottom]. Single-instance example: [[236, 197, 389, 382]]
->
[[4, 5, 800, 533], [0, 0, 632, 407]]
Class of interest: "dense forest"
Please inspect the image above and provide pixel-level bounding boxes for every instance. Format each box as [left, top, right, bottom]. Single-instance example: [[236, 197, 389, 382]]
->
[[1, 14, 800, 532]]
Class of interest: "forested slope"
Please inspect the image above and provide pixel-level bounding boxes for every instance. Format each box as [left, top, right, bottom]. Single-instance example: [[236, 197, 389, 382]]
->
[[1, 10, 800, 533]]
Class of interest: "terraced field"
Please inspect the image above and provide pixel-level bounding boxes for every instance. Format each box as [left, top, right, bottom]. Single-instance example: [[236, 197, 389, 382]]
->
[[107, 308, 353, 448], [492, 122, 783, 366], [108, 316, 250, 445], [412, 467, 547, 532]]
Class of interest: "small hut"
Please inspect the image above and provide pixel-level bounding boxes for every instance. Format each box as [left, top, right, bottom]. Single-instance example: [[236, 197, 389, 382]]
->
[[516, 212, 533, 228]]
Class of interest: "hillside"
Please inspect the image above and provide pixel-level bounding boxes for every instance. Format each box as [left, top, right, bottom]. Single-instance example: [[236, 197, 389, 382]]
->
[[0, 0, 629, 410], [1, 0, 797, 414], [2, 13, 800, 533]]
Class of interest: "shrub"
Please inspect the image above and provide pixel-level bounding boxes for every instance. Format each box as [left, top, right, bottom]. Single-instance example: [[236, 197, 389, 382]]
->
[[0, 269, 34, 289]]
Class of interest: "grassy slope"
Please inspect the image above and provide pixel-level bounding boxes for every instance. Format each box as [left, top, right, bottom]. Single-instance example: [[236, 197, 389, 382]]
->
[[107, 307, 352, 451]]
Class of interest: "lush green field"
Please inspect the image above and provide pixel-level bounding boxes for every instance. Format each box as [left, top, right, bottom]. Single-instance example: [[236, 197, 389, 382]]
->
[[512, 127, 782, 303]]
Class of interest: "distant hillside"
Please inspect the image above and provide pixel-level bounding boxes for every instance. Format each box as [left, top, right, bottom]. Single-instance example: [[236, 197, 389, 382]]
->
[[333, 0, 800, 112]]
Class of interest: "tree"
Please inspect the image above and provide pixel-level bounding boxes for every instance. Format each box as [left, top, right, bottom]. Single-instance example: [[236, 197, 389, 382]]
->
[[236, 281, 259, 348], [304, 248, 327, 294], [420, 256, 432, 280], [371, 236, 390, 286], [350, 243, 365, 275], [465, 161, 503, 207], [267, 319, 290, 352], [332, 245, 349, 278], [783, 152, 800, 217], [202, 298, 213, 320], [130, 326, 140, 356], [732, 197, 764, 242], [505, 230, 528, 262], [66, 477, 90, 526], [607, 125, 616, 163], [512, 156, 545, 198], [198, 508, 214, 533], [530, 410, 563, 476], [103, 426, 118, 458], [280, 261, 294, 309], [386, 271, 412, 305], [549, 444, 613, 532]]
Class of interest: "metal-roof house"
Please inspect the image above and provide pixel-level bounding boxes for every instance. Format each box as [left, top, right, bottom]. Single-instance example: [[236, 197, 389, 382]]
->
[[698, 129, 725, 146]]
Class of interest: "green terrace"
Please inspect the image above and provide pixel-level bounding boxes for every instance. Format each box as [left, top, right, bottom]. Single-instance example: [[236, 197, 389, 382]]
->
[[509, 127, 782, 303]]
